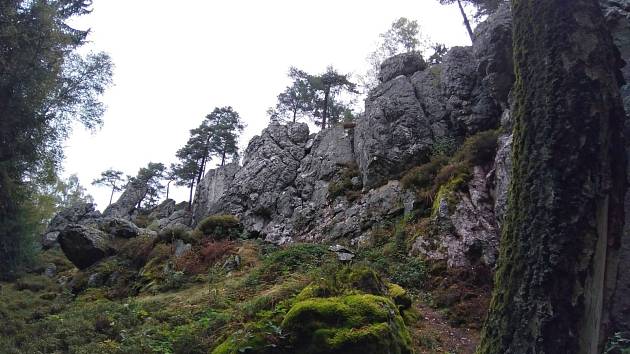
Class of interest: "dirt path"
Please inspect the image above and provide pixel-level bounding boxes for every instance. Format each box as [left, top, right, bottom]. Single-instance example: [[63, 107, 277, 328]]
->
[[410, 302, 479, 354]]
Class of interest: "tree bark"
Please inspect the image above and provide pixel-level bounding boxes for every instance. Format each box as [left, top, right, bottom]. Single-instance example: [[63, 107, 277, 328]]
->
[[477, 1, 627, 353], [166, 180, 171, 200], [188, 180, 195, 209], [457, 0, 474, 43], [109, 186, 114, 206]]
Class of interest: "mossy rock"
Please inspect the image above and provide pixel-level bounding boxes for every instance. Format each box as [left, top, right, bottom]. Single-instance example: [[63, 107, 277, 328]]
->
[[281, 294, 412, 354], [387, 283, 412, 311], [196, 214, 242, 240]]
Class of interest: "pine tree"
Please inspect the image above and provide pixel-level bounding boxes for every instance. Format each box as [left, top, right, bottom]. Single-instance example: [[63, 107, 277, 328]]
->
[[92, 169, 125, 206]]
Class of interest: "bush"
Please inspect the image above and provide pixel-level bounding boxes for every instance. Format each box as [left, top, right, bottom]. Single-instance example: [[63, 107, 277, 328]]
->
[[158, 227, 195, 244], [400, 156, 448, 192], [196, 215, 242, 240], [119, 235, 156, 267], [245, 244, 329, 286], [452, 129, 500, 166]]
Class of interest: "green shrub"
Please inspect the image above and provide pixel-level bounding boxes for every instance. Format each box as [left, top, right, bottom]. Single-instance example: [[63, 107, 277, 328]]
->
[[158, 226, 195, 244], [196, 215, 242, 240], [400, 156, 448, 192], [245, 244, 329, 286], [452, 129, 500, 166]]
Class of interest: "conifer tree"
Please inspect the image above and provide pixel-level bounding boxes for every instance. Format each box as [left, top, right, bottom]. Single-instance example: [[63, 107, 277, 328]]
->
[[92, 169, 125, 206]]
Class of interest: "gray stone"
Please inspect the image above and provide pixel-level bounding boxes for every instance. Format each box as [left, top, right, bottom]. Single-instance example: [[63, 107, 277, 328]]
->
[[473, 3, 514, 109], [412, 166, 499, 268], [191, 162, 240, 225], [58, 224, 113, 269], [217, 123, 310, 235], [94, 217, 141, 238], [174, 239, 192, 258], [355, 75, 433, 189], [148, 199, 176, 221], [103, 179, 149, 219], [42, 202, 101, 248], [493, 131, 513, 228], [378, 52, 427, 83], [87, 272, 104, 288], [44, 264, 57, 278]]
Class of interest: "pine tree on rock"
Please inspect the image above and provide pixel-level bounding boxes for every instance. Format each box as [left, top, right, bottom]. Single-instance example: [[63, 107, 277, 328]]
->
[[309, 67, 357, 129], [206, 106, 244, 166], [270, 67, 316, 124], [478, 0, 626, 353], [92, 169, 125, 206]]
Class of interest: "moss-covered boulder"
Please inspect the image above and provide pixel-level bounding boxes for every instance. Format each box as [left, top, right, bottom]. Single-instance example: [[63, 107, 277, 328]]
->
[[281, 294, 412, 354]]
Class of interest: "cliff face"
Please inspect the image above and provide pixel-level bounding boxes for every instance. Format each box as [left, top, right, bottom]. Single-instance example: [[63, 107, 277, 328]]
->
[[189, 5, 514, 269]]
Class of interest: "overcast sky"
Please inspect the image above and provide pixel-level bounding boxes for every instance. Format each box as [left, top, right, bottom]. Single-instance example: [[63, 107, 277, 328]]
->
[[63, 0, 471, 210]]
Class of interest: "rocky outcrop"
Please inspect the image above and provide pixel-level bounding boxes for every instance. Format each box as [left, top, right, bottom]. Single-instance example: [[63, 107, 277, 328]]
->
[[42, 202, 102, 248], [355, 75, 433, 189], [378, 52, 427, 83], [58, 224, 113, 269], [103, 179, 148, 219], [218, 122, 310, 237], [94, 217, 141, 238], [191, 162, 239, 225]]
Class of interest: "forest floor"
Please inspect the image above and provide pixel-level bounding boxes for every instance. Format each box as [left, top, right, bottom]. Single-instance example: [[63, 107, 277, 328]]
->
[[0, 235, 487, 353]]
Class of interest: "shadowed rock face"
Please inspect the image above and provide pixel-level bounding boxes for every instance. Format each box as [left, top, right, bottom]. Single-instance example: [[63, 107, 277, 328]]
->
[[58, 224, 113, 269], [42, 202, 102, 249], [103, 179, 148, 219], [191, 162, 239, 226]]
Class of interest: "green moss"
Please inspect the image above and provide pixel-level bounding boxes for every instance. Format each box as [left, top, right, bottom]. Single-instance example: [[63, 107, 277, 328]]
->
[[196, 214, 242, 240], [281, 294, 412, 354], [387, 283, 412, 311], [430, 173, 470, 217]]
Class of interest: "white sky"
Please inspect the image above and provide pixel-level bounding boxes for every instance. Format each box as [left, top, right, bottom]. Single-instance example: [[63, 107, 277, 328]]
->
[[63, 0, 471, 210]]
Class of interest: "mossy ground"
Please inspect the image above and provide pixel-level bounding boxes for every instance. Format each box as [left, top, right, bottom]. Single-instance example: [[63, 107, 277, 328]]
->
[[0, 225, 482, 354]]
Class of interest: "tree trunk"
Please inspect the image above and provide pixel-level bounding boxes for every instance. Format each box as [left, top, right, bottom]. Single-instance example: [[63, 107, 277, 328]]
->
[[457, 0, 474, 43], [188, 180, 195, 209], [322, 88, 330, 129], [166, 180, 171, 200], [478, 1, 626, 353], [292, 107, 297, 123], [109, 186, 114, 206], [221, 143, 227, 166]]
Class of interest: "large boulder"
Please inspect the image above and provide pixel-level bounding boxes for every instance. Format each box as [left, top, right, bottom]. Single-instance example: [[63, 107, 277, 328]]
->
[[58, 224, 113, 269], [378, 52, 427, 83], [42, 202, 101, 248], [103, 179, 148, 219], [355, 75, 433, 189], [93, 217, 141, 238], [191, 162, 240, 225]]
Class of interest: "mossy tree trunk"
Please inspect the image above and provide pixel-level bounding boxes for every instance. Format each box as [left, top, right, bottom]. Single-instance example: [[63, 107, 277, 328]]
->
[[478, 0, 627, 353]]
